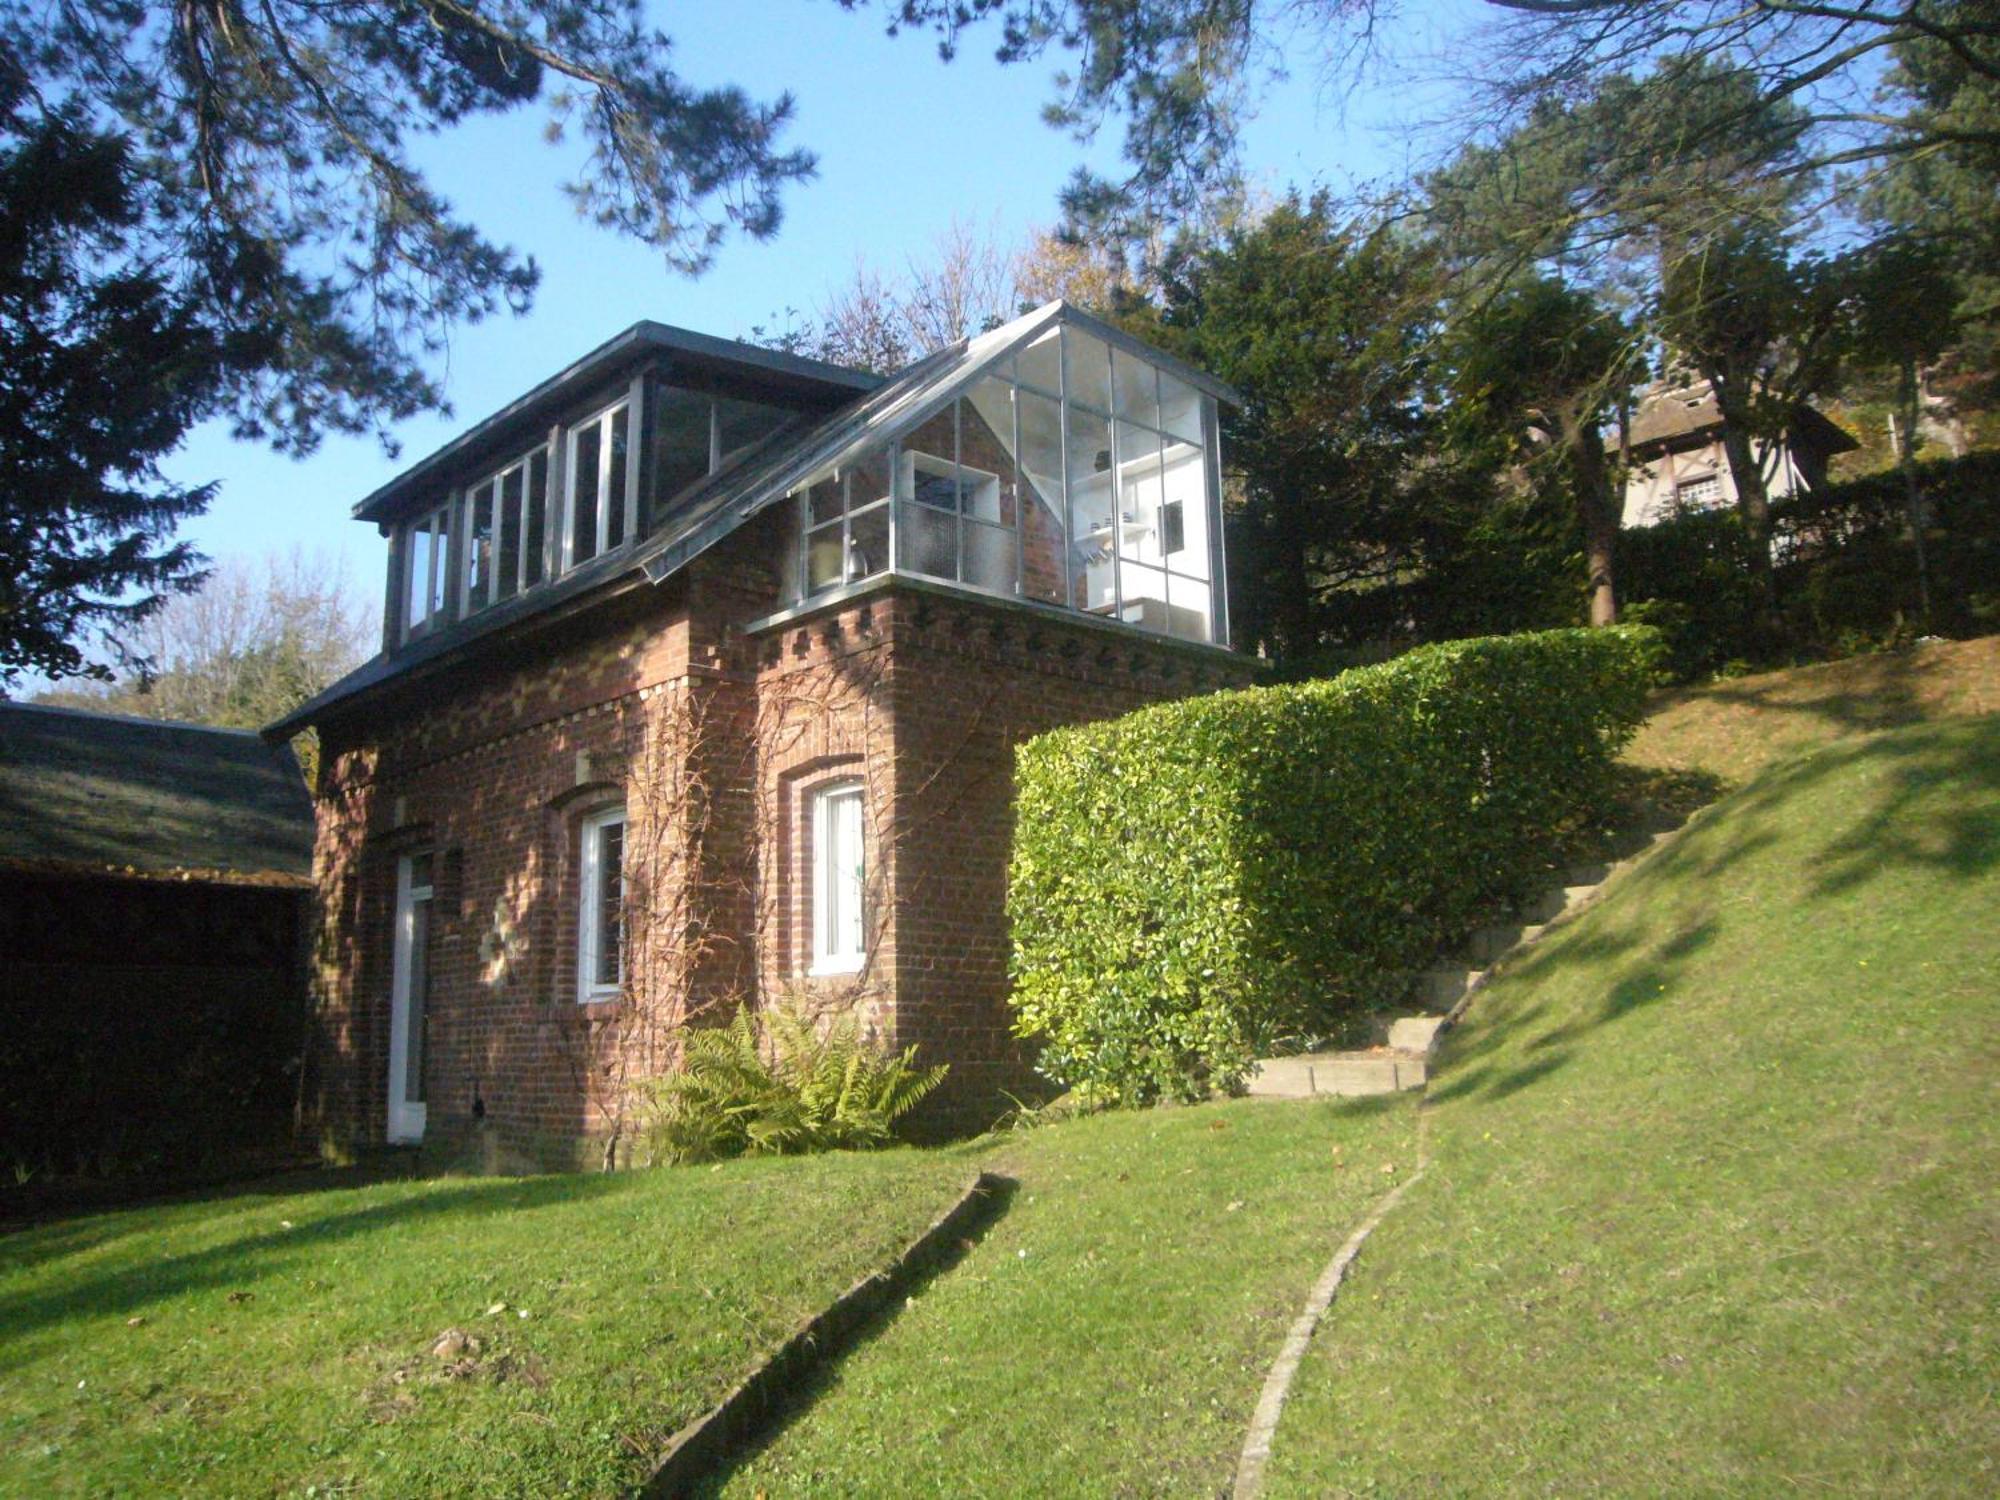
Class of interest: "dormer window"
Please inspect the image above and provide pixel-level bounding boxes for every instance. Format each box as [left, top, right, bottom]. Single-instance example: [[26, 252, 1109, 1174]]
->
[[564, 399, 632, 570], [404, 503, 451, 637]]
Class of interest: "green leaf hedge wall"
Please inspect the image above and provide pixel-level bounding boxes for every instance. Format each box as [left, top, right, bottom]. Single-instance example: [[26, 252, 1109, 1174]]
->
[[1008, 626, 1661, 1105]]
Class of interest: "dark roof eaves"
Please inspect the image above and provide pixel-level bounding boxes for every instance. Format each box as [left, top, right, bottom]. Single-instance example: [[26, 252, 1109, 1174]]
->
[[351, 322, 881, 525], [293, 303, 1239, 730], [1, 700, 268, 738], [261, 550, 653, 739]]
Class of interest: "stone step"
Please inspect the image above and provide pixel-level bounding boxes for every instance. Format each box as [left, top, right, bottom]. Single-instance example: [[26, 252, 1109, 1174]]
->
[[1386, 1015, 1447, 1056], [1519, 884, 1599, 924], [1564, 861, 1613, 887], [1246, 1051, 1427, 1099], [1414, 966, 1486, 1009], [1463, 922, 1550, 964]]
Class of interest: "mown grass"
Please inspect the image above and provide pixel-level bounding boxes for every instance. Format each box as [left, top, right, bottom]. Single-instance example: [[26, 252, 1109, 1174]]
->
[[0, 1150, 970, 1497], [1626, 632, 2000, 786], [714, 1093, 1420, 1497], [1264, 713, 2000, 1496]]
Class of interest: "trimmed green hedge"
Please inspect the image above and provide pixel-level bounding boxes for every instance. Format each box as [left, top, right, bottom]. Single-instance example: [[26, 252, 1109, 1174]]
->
[[1008, 626, 1661, 1105]]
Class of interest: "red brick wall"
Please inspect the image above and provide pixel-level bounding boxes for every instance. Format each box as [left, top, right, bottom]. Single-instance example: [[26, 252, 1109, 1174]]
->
[[306, 522, 1255, 1166]]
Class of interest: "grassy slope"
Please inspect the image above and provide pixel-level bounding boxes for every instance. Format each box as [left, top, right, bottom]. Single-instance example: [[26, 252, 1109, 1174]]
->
[[0, 1152, 968, 1497], [716, 1094, 1420, 1498], [1626, 633, 2000, 785], [1265, 713, 2000, 1495]]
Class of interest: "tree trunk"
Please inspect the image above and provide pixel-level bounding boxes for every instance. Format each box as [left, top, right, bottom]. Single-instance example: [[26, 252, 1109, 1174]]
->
[[1900, 356, 1933, 627], [1567, 415, 1618, 626], [1704, 369, 1779, 625]]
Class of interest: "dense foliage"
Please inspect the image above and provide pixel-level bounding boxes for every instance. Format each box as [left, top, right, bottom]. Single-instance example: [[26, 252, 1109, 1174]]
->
[[1625, 450, 2000, 678], [642, 1005, 947, 1163], [2, 3, 812, 683], [0, 78, 224, 686], [1008, 626, 1660, 1106]]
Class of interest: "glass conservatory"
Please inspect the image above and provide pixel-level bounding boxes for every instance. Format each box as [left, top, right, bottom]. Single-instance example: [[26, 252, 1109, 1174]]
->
[[775, 313, 1229, 645]]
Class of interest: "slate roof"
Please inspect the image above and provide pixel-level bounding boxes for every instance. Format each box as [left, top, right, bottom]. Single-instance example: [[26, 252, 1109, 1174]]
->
[[1628, 380, 1860, 457], [352, 321, 882, 527], [0, 703, 314, 886], [267, 301, 1243, 740]]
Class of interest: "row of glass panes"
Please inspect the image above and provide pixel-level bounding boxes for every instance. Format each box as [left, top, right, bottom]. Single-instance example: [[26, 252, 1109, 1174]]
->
[[790, 325, 1221, 642], [403, 398, 631, 639]]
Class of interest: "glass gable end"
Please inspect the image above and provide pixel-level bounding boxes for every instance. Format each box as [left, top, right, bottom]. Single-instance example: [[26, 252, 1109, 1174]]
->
[[779, 313, 1227, 645]]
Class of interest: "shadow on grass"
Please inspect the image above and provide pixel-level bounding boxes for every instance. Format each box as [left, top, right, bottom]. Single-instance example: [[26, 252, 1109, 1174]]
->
[[1651, 642, 1968, 745], [0, 1170, 637, 1365], [679, 1174, 1022, 1497], [1429, 916, 1717, 1108], [1429, 710, 1999, 1108]]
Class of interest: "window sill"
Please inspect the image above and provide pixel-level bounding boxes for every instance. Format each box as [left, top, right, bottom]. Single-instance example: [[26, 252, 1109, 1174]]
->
[[807, 957, 865, 979]]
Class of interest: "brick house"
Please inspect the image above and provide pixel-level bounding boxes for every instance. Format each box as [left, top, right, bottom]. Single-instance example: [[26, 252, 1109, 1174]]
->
[[271, 301, 1255, 1169]]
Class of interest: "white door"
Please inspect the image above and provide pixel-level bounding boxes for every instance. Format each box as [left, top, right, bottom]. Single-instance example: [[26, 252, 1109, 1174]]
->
[[387, 850, 434, 1144]]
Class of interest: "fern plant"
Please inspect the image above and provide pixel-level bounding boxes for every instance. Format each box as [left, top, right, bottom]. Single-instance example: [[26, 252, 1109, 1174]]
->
[[642, 1004, 948, 1164]]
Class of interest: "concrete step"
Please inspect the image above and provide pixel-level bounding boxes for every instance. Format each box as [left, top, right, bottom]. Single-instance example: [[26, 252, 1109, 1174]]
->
[[1246, 1051, 1427, 1099], [1519, 884, 1599, 924], [1463, 921, 1551, 963], [1414, 966, 1486, 1009], [1386, 1015, 1447, 1056]]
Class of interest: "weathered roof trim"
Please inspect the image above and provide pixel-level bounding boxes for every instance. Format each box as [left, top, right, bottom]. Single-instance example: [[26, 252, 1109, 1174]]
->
[[262, 544, 651, 739], [351, 321, 882, 525], [272, 302, 1245, 734], [741, 568, 1259, 670]]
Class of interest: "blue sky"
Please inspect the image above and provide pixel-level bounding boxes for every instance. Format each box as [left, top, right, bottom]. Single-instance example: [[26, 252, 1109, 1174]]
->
[[165, 1, 1472, 628]]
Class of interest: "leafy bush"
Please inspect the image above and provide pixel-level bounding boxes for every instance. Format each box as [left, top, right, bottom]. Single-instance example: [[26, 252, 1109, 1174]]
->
[[1621, 450, 2000, 678], [1008, 626, 1660, 1106], [641, 1004, 947, 1163]]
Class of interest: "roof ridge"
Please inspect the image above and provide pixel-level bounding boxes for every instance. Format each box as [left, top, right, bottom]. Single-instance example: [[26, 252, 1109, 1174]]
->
[[0, 700, 267, 737]]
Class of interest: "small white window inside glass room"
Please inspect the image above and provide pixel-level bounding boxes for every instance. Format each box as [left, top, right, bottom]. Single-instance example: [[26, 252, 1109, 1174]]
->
[[811, 782, 866, 974], [577, 805, 626, 1001]]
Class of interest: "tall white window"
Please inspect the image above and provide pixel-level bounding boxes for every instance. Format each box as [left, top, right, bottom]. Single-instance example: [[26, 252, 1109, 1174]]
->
[[577, 805, 626, 1002], [811, 782, 866, 974], [564, 399, 632, 571], [404, 502, 451, 638]]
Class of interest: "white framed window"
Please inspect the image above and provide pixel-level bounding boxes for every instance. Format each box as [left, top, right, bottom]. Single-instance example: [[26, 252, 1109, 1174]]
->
[[1675, 473, 1724, 509], [404, 502, 452, 639], [576, 805, 627, 1002], [563, 398, 633, 572], [461, 445, 550, 613], [811, 781, 866, 974]]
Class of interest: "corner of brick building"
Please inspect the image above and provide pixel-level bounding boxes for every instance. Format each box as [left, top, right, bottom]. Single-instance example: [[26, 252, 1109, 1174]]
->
[[301, 521, 1256, 1169]]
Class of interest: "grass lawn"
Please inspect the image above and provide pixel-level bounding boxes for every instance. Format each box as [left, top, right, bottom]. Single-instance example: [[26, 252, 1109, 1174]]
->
[[1263, 713, 2000, 1496], [1626, 633, 2000, 785], [715, 1093, 1420, 1497], [7, 643, 1994, 1497], [0, 1151, 971, 1497]]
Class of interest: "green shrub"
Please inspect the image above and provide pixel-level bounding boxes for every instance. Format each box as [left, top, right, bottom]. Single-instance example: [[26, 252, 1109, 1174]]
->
[[1008, 626, 1661, 1106], [641, 1004, 947, 1163]]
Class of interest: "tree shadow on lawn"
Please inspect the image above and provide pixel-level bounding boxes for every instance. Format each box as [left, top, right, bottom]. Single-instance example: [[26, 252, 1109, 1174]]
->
[[1644, 642, 1978, 759], [1426, 714, 1999, 1110], [0, 1160, 428, 1276], [1427, 916, 1720, 1108], [0, 1170, 637, 1365]]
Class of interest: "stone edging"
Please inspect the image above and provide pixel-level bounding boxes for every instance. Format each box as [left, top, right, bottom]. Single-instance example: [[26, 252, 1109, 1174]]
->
[[1232, 805, 1706, 1495], [634, 1169, 1011, 1498], [1231, 1164, 1426, 1500]]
